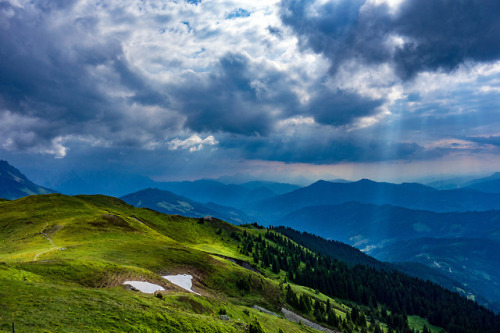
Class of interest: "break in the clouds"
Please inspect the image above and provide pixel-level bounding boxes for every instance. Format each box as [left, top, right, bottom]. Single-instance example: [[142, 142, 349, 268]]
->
[[1, 0, 500, 182], [168, 134, 217, 152]]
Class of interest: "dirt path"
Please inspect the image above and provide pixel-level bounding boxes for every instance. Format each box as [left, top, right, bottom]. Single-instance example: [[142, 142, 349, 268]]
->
[[34, 221, 57, 262]]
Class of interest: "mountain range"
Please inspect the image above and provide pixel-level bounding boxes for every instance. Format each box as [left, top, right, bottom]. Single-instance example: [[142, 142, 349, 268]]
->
[[3, 160, 500, 316], [274, 201, 500, 249], [463, 172, 500, 193], [120, 188, 253, 224], [253, 179, 500, 221], [426, 172, 500, 193], [0, 160, 54, 200], [154, 179, 300, 208]]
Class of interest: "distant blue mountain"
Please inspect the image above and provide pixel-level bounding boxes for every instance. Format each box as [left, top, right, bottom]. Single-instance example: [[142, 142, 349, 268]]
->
[[0, 160, 55, 199], [463, 172, 500, 193], [272, 198, 500, 314], [156, 179, 253, 207], [371, 237, 500, 314], [425, 175, 479, 190], [155, 179, 299, 208], [425, 172, 500, 192], [265, 182, 500, 315], [274, 201, 500, 249], [50, 171, 158, 197], [238, 180, 301, 195], [43, 170, 301, 207], [273, 226, 485, 311], [254, 179, 500, 221], [120, 188, 252, 224]]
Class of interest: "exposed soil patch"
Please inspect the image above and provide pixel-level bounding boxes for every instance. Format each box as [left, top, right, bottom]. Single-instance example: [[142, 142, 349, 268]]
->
[[89, 214, 137, 232]]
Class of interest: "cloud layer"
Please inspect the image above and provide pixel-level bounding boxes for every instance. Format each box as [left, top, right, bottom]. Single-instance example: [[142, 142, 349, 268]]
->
[[281, 0, 500, 79], [1, 0, 500, 182]]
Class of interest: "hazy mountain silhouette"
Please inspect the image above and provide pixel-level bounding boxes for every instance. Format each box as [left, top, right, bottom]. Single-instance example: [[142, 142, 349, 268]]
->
[[238, 180, 301, 195], [0, 160, 54, 199], [464, 172, 500, 193], [254, 179, 500, 221], [120, 188, 252, 224], [274, 201, 500, 248], [156, 179, 299, 208]]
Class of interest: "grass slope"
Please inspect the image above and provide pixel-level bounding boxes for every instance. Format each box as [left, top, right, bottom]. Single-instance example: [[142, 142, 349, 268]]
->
[[0, 194, 442, 332], [0, 194, 332, 332]]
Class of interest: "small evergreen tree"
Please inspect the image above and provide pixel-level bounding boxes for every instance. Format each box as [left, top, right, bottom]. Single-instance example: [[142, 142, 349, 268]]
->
[[327, 308, 339, 327]]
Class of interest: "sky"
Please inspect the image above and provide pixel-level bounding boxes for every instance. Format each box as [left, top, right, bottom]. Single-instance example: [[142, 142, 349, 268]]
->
[[1, 0, 500, 188]]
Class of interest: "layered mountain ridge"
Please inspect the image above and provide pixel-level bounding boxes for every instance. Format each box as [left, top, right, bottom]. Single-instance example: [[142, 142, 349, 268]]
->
[[3, 160, 500, 320]]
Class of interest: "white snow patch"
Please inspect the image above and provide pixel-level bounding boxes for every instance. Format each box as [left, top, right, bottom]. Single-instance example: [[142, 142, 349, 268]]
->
[[124, 281, 164, 294], [163, 274, 199, 295]]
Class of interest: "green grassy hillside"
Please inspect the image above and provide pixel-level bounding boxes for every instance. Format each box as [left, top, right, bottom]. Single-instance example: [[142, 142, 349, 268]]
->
[[0, 194, 470, 332], [0, 194, 352, 332]]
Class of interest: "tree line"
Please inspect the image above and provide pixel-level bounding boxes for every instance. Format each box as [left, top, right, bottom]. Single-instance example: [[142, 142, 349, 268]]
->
[[235, 227, 500, 333]]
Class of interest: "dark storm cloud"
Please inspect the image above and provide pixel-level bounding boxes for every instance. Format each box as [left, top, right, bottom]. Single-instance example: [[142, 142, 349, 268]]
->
[[3, 0, 492, 174], [0, 3, 106, 149], [171, 53, 300, 136], [0, 0, 383, 158], [280, 0, 500, 79], [171, 52, 383, 133], [112, 59, 169, 108], [394, 0, 500, 78], [306, 87, 384, 126], [281, 0, 369, 67], [0, 2, 174, 150]]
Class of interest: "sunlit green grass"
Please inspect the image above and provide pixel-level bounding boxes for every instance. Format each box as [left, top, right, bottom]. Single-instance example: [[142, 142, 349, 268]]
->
[[0, 277, 242, 333], [408, 315, 444, 333], [0, 194, 304, 332], [0, 194, 444, 332]]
